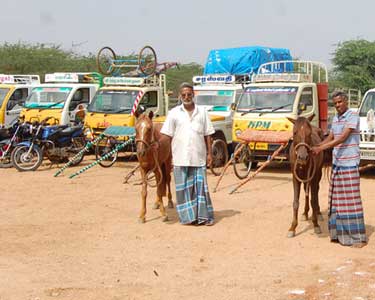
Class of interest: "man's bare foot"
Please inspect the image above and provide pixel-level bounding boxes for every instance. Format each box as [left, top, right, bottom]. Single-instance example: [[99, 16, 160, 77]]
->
[[351, 242, 367, 248]]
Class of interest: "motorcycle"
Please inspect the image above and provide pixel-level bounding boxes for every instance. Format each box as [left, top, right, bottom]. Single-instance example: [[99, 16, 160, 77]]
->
[[11, 117, 86, 171], [0, 120, 33, 168]]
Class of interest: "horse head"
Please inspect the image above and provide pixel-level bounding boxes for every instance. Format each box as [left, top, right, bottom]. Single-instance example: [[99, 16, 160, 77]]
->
[[135, 111, 155, 158], [288, 115, 314, 167]]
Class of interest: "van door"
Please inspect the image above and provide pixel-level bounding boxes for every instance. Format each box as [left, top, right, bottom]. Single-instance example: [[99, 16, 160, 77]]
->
[[69, 88, 90, 123], [4, 88, 28, 126]]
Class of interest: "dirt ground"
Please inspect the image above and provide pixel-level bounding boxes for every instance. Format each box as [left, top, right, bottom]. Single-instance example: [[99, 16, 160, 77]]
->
[[1, 156, 375, 300]]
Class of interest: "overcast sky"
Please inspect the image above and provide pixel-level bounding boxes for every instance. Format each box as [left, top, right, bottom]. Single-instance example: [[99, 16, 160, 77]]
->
[[1, 0, 373, 69]]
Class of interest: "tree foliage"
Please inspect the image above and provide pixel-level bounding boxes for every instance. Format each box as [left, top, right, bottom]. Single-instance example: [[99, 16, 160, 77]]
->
[[331, 39, 375, 93], [0, 42, 203, 93]]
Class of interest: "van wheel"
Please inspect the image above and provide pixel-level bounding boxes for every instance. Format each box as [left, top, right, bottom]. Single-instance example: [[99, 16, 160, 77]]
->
[[210, 139, 229, 176]]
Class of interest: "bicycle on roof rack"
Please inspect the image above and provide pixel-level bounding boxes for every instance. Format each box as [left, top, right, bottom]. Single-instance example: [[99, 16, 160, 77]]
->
[[96, 45, 157, 76]]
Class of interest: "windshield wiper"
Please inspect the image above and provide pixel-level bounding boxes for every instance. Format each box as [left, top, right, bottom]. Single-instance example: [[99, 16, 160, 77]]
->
[[240, 106, 272, 116], [259, 103, 292, 116], [114, 108, 132, 113]]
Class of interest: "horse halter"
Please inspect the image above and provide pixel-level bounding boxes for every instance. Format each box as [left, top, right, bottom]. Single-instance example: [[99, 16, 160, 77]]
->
[[293, 141, 316, 183]]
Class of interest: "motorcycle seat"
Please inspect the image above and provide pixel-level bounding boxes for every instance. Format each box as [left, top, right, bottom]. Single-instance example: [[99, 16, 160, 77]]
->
[[60, 126, 83, 137]]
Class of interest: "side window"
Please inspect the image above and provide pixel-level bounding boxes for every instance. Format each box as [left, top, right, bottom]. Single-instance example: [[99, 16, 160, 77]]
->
[[69, 88, 89, 111], [299, 87, 313, 114], [7, 88, 28, 110], [140, 91, 157, 108]]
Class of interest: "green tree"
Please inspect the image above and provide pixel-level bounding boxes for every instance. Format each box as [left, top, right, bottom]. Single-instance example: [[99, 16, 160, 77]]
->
[[165, 63, 203, 96], [331, 39, 375, 93]]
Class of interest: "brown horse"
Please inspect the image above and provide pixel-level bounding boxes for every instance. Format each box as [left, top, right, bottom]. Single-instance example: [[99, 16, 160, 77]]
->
[[134, 111, 174, 223], [287, 116, 324, 238]]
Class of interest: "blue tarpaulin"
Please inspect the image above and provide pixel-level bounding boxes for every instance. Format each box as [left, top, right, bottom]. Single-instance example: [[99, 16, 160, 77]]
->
[[203, 46, 292, 75]]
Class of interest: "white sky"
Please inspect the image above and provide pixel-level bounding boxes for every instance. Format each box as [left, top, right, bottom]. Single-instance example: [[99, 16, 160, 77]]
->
[[1, 0, 373, 68]]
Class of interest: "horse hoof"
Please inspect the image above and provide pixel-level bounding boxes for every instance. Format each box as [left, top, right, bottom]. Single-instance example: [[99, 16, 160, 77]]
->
[[153, 203, 160, 209], [168, 202, 174, 208], [287, 231, 295, 238], [138, 218, 146, 224], [162, 215, 169, 222], [314, 227, 322, 234], [318, 214, 324, 221]]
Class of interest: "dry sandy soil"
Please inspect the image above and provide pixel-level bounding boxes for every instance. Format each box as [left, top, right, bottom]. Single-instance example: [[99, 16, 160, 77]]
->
[[1, 156, 375, 300]]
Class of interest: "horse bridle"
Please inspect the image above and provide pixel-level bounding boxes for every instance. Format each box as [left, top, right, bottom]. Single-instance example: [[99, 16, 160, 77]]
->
[[293, 142, 316, 183]]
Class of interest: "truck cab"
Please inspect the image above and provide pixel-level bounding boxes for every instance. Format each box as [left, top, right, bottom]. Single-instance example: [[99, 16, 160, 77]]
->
[[232, 61, 328, 161], [357, 89, 375, 163], [84, 74, 169, 139], [193, 74, 247, 151], [0, 74, 40, 126], [20, 72, 101, 125]]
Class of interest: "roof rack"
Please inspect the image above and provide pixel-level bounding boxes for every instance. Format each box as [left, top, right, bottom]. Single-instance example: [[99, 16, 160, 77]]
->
[[254, 60, 328, 83], [0, 74, 40, 84]]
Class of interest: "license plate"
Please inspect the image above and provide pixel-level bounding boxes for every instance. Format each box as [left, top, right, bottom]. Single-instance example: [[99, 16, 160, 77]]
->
[[249, 142, 268, 150], [360, 150, 375, 159]]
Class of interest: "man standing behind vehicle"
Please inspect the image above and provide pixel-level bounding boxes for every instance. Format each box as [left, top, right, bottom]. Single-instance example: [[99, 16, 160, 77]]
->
[[312, 91, 367, 247], [161, 82, 215, 225]]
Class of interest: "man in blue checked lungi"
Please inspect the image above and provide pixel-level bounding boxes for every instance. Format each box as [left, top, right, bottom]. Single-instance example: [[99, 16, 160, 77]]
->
[[161, 82, 215, 225], [312, 91, 367, 247]]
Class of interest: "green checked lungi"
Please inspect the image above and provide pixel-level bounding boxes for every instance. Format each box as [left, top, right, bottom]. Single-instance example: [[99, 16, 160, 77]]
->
[[328, 165, 367, 245], [173, 166, 214, 225]]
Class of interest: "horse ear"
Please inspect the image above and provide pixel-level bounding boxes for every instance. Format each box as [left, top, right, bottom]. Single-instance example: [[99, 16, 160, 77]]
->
[[148, 111, 154, 120], [286, 117, 296, 124], [307, 113, 315, 122]]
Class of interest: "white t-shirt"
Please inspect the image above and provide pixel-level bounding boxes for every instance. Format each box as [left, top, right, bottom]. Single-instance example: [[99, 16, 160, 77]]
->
[[161, 104, 215, 167]]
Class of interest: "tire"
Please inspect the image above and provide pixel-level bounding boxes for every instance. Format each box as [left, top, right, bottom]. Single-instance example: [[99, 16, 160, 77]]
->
[[96, 46, 116, 75], [210, 139, 229, 176], [232, 143, 253, 179], [69, 152, 85, 167], [95, 137, 118, 168], [138, 45, 157, 76], [0, 142, 13, 168], [11, 145, 43, 172]]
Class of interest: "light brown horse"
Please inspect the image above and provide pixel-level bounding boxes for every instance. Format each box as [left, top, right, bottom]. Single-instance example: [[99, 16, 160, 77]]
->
[[287, 116, 324, 237], [134, 111, 173, 223]]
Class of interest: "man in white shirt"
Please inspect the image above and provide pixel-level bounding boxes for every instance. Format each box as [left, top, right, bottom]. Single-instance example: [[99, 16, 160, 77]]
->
[[161, 82, 215, 225]]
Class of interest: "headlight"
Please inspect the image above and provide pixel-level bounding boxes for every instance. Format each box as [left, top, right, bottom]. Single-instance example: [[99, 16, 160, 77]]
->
[[235, 129, 242, 137]]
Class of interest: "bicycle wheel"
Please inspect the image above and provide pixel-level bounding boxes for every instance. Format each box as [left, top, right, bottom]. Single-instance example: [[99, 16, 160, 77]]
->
[[210, 139, 228, 176], [95, 137, 118, 167], [232, 143, 253, 179], [96, 46, 116, 75], [138, 45, 157, 76]]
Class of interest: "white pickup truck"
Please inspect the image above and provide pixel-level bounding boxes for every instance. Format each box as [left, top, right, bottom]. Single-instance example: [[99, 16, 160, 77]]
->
[[357, 89, 375, 164]]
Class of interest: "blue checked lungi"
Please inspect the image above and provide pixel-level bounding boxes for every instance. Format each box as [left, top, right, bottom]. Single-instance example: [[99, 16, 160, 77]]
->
[[173, 166, 214, 225], [328, 165, 367, 245]]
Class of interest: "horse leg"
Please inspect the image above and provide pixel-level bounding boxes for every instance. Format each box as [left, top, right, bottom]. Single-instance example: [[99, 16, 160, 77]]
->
[[302, 182, 309, 221], [155, 170, 168, 222], [288, 178, 301, 238], [166, 169, 174, 208], [310, 179, 321, 234], [139, 170, 147, 223]]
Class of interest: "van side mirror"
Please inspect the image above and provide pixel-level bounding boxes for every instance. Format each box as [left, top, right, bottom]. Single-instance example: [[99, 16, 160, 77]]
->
[[230, 102, 237, 111]]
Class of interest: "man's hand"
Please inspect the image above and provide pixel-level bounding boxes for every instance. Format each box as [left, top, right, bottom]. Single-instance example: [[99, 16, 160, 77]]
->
[[312, 145, 322, 155], [207, 152, 213, 167]]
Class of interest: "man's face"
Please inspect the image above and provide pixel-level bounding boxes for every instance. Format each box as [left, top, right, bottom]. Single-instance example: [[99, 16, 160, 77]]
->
[[333, 96, 348, 116], [180, 87, 194, 106]]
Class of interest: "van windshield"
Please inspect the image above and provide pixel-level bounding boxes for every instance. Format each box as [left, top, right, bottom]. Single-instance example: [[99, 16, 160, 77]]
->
[[237, 86, 297, 112], [359, 92, 375, 117], [87, 90, 137, 113], [195, 90, 234, 108], [25, 87, 71, 109], [0, 88, 10, 107]]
